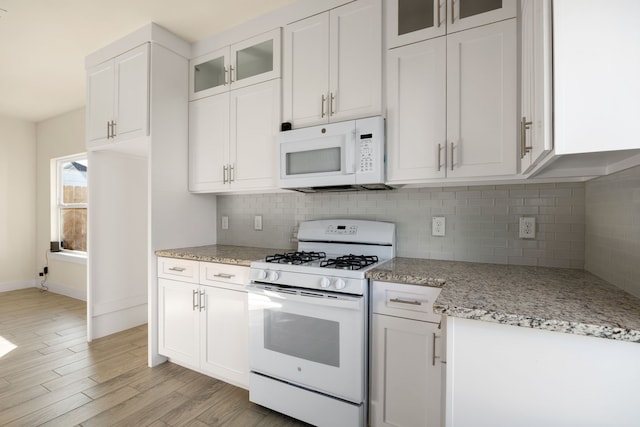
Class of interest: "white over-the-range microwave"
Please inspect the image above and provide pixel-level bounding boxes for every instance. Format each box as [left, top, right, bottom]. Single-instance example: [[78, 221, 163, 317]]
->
[[278, 116, 391, 192]]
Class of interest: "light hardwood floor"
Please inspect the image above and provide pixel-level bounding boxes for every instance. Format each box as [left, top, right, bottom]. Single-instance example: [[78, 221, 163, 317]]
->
[[0, 288, 310, 426]]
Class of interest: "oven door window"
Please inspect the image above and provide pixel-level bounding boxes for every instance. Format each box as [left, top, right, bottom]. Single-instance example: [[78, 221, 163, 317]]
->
[[264, 310, 339, 367], [286, 147, 341, 175]]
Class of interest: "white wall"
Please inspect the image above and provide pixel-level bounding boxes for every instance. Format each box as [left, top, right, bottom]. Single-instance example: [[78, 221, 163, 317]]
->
[[0, 115, 37, 291], [585, 165, 640, 298], [35, 108, 87, 300]]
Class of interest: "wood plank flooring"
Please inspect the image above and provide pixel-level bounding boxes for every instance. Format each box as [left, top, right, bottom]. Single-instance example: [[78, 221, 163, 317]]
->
[[0, 288, 310, 426]]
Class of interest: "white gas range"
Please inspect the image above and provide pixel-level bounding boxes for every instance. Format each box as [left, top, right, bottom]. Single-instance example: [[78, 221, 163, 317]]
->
[[247, 219, 395, 427]]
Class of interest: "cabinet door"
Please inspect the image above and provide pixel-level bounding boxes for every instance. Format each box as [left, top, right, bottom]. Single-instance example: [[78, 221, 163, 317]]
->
[[158, 279, 200, 368], [86, 60, 115, 147], [201, 286, 249, 389], [329, 0, 382, 123], [188, 93, 230, 192], [446, 19, 517, 178], [520, 0, 553, 173], [386, 38, 446, 184], [230, 29, 281, 91], [114, 44, 149, 142], [190, 47, 230, 101], [371, 315, 442, 427], [554, 0, 640, 155], [447, 0, 516, 33], [230, 79, 281, 190], [283, 12, 330, 127], [386, 0, 446, 48]]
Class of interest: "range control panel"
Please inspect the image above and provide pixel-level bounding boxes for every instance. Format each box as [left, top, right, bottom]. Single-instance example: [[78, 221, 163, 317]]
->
[[326, 224, 358, 235]]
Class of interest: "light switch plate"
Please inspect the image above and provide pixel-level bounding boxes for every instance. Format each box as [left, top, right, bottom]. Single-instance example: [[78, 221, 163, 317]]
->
[[519, 217, 536, 239], [432, 217, 445, 236], [221, 216, 229, 230], [254, 215, 263, 231]]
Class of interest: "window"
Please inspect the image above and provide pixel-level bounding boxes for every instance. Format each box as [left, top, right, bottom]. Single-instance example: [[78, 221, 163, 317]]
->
[[54, 154, 88, 252]]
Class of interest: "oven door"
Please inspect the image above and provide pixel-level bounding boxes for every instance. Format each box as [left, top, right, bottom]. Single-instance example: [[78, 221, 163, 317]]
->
[[247, 283, 366, 404]]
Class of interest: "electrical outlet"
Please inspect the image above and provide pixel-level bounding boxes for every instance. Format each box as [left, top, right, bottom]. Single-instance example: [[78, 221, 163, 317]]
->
[[254, 215, 263, 231], [432, 217, 445, 237], [519, 217, 536, 239], [221, 215, 229, 230]]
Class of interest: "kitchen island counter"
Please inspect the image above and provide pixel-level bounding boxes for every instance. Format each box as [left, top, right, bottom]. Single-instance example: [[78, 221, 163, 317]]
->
[[155, 244, 282, 266], [368, 257, 640, 343]]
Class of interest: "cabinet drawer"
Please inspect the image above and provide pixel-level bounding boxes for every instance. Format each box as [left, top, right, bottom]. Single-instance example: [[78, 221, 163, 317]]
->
[[157, 258, 199, 283], [200, 262, 249, 290], [372, 281, 441, 323]]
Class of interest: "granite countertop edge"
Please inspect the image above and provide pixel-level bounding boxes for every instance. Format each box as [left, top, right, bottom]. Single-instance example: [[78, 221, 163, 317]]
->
[[155, 244, 282, 267], [367, 257, 640, 344]]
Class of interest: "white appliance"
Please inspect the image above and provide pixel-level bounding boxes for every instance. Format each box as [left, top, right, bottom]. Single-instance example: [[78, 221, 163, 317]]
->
[[248, 219, 396, 427], [278, 116, 391, 192]]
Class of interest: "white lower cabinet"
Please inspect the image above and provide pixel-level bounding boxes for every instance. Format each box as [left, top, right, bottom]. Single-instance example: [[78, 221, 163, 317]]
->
[[158, 258, 249, 389], [371, 281, 444, 427]]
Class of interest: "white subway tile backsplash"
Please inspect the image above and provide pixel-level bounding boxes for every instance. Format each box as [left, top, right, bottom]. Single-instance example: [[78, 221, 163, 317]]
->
[[217, 182, 588, 268]]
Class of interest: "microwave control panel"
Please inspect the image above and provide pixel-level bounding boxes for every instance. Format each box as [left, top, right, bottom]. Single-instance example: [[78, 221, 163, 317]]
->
[[359, 133, 374, 173]]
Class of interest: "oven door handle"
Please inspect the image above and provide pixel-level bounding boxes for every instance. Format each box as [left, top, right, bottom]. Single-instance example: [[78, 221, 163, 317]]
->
[[247, 284, 363, 311]]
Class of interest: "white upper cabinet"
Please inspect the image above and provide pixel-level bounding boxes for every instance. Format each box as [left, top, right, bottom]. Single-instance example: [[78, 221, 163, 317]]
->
[[190, 29, 281, 101], [386, 19, 517, 183], [386, 0, 516, 48], [86, 44, 149, 148], [554, 0, 640, 155], [386, 38, 447, 183], [284, 0, 382, 127], [189, 79, 281, 193], [446, 19, 517, 178], [520, 0, 553, 173]]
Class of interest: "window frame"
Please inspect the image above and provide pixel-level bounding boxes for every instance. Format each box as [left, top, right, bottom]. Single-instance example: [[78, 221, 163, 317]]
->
[[54, 153, 88, 254]]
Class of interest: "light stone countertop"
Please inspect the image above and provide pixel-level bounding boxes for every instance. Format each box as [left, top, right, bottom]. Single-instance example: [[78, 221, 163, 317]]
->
[[368, 257, 640, 343], [155, 244, 282, 267]]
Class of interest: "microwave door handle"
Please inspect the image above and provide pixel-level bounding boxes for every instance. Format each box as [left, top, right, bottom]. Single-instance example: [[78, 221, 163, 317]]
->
[[345, 130, 356, 174]]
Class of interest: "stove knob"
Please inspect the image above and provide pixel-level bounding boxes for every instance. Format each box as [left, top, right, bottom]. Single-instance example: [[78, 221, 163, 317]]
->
[[334, 279, 346, 290], [257, 270, 267, 280], [268, 271, 279, 281], [320, 277, 331, 288]]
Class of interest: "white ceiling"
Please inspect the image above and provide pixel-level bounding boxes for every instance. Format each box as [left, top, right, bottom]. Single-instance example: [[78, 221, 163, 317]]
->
[[0, 0, 295, 123]]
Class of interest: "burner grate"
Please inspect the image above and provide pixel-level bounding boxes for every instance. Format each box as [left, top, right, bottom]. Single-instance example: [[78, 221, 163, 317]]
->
[[265, 251, 326, 265], [320, 254, 378, 270]]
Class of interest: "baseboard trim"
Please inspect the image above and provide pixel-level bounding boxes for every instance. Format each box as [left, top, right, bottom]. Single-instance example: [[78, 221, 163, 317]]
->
[[42, 281, 87, 301], [0, 279, 36, 293]]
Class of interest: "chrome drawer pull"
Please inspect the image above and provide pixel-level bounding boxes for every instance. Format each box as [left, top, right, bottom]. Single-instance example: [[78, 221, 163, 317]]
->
[[168, 267, 186, 272], [213, 273, 234, 279], [192, 289, 198, 311], [432, 333, 441, 366], [389, 297, 422, 306]]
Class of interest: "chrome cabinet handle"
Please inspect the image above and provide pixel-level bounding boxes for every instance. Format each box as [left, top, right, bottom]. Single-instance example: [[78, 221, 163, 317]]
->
[[321, 94, 326, 118], [199, 290, 205, 312], [224, 67, 229, 85], [450, 142, 455, 171], [213, 273, 234, 279], [107, 121, 111, 139], [329, 92, 335, 116], [168, 266, 186, 272], [432, 333, 441, 366], [223, 165, 228, 184], [192, 289, 198, 311], [521, 116, 533, 159], [229, 164, 235, 182], [110, 120, 116, 138], [451, 0, 455, 23], [437, 143, 442, 171], [389, 297, 422, 306], [229, 65, 234, 83]]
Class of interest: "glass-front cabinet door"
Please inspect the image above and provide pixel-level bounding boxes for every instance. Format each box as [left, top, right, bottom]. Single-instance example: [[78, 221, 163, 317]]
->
[[386, 0, 516, 48], [190, 29, 281, 100], [448, 0, 517, 33], [190, 47, 229, 100], [386, 0, 445, 48]]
